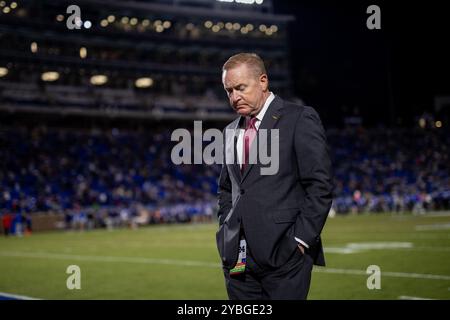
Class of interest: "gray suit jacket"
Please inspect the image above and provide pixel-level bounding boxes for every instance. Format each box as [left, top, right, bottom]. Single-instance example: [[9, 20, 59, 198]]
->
[[216, 96, 333, 269]]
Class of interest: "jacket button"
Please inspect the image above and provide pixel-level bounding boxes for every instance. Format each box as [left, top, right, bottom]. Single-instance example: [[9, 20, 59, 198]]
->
[[240, 189, 245, 195]]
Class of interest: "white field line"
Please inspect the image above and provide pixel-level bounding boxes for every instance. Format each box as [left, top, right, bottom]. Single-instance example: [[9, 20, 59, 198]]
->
[[324, 248, 361, 254], [326, 242, 450, 253], [415, 223, 450, 231], [1, 251, 450, 281], [0, 251, 219, 268], [346, 242, 413, 249], [0, 291, 40, 300], [313, 267, 450, 281], [398, 295, 434, 300]]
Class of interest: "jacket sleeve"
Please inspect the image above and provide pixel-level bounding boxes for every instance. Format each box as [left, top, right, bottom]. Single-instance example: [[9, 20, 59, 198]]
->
[[217, 129, 233, 225], [293, 106, 333, 247], [217, 164, 232, 225]]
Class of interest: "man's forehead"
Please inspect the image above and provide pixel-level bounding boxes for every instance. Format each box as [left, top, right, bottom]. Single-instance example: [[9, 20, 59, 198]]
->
[[222, 65, 250, 85]]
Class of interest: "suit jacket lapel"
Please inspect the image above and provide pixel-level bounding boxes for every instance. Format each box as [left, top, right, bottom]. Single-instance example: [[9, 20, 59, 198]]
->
[[241, 95, 283, 182], [225, 116, 244, 182]]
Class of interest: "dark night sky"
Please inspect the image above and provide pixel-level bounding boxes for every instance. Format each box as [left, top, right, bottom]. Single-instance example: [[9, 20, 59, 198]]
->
[[273, 0, 450, 127]]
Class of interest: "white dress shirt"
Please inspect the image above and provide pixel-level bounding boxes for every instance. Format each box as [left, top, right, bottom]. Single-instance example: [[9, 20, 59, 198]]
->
[[236, 92, 275, 167]]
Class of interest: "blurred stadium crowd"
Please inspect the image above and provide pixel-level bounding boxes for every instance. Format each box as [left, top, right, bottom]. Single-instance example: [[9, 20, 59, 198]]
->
[[330, 125, 449, 214], [1, 122, 448, 234], [0, 124, 218, 233]]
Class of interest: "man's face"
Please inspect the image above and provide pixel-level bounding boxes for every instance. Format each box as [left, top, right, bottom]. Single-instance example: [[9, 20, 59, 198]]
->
[[222, 64, 268, 117]]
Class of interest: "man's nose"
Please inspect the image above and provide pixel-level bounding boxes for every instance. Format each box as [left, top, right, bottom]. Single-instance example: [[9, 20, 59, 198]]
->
[[230, 90, 241, 104]]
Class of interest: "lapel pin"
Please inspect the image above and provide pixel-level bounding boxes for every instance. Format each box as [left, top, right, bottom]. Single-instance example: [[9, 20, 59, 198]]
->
[[272, 115, 279, 120]]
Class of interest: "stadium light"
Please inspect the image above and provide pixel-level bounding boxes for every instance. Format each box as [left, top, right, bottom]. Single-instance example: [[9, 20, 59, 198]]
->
[[56, 14, 64, 22], [435, 120, 442, 128], [90, 75, 108, 86], [84, 20, 92, 29], [107, 15, 115, 23], [204, 21, 213, 28], [163, 20, 171, 29], [130, 18, 138, 26], [0, 67, 8, 77], [0, 1, 5, 7], [419, 118, 426, 128], [100, 19, 108, 27], [3, 6, 10, 13], [217, 0, 264, 4], [30, 42, 38, 53], [10, 2, 17, 9], [135, 77, 154, 88], [80, 47, 87, 59], [41, 71, 60, 82], [121, 16, 129, 24], [142, 19, 150, 27]]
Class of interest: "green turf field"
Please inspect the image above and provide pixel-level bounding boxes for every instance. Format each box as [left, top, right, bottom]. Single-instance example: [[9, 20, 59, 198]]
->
[[1, 213, 449, 300]]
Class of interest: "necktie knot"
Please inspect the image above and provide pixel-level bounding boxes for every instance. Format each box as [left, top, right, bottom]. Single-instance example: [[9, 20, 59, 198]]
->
[[246, 116, 257, 130]]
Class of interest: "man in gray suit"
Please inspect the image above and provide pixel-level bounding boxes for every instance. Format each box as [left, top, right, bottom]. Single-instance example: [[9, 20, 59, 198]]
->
[[216, 53, 333, 299]]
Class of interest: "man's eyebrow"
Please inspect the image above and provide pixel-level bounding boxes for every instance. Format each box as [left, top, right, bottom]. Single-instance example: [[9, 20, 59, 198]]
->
[[225, 83, 245, 91]]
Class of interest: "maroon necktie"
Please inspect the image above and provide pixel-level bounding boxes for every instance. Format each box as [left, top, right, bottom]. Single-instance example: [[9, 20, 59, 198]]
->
[[242, 116, 258, 172]]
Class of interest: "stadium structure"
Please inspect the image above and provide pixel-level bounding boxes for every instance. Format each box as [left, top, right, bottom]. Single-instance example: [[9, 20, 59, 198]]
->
[[0, 0, 294, 121]]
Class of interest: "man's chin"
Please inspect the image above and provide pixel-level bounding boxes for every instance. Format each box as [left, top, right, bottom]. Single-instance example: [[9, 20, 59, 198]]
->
[[236, 109, 250, 116]]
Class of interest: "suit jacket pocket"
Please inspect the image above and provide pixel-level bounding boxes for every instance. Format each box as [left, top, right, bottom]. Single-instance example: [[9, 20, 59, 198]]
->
[[272, 208, 300, 223]]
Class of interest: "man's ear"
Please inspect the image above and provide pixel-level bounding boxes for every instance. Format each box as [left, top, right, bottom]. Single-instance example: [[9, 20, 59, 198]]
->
[[259, 74, 269, 91]]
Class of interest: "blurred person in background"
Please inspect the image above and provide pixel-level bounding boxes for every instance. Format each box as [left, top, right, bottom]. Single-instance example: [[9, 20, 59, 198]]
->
[[2, 212, 13, 237]]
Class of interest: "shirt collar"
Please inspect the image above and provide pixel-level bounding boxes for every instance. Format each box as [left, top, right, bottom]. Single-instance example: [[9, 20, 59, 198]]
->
[[254, 92, 275, 122]]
